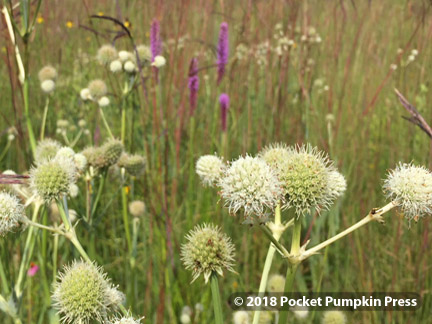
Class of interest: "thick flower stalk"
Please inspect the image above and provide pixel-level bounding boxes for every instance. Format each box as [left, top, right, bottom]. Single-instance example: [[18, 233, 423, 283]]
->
[[216, 22, 229, 84], [188, 57, 199, 116], [219, 93, 229, 132], [150, 19, 161, 62]]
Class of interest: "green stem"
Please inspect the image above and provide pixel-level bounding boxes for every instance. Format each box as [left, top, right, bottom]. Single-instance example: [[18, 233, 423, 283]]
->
[[121, 185, 133, 255], [23, 79, 36, 156], [99, 108, 114, 139], [0, 140, 11, 162], [277, 217, 302, 324], [210, 273, 224, 324], [0, 257, 9, 295], [40, 96, 50, 140], [91, 171, 107, 218]]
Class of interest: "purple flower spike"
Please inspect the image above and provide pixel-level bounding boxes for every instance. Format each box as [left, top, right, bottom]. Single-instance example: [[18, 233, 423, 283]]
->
[[219, 93, 230, 132], [150, 19, 161, 61], [216, 22, 229, 84], [188, 58, 200, 116]]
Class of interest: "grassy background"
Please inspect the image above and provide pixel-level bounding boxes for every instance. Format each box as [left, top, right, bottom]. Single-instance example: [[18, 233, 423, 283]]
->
[[1, 0, 432, 323]]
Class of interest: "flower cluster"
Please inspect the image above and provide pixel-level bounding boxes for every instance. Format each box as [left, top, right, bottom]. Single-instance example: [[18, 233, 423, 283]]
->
[[38, 65, 57, 94]]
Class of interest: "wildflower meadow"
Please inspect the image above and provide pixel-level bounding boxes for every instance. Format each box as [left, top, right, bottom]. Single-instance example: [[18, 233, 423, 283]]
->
[[1, 1, 432, 324]]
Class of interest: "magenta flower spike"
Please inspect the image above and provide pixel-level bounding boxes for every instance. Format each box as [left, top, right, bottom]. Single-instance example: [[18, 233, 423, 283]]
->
[[219, 93, 230, 132], [216, 22, 229, 84], [150, 19, 161, 62], [188, 58, 200, 116]]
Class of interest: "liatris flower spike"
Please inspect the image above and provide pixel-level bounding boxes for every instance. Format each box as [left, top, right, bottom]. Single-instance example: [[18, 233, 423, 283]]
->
[[181, 223, 235, 283], [383, 162, 432, 221], [216, 22, 229, 84], [188, 57, 199, 116], [150, 19, 161, 61], [219, 93, 229, 132]]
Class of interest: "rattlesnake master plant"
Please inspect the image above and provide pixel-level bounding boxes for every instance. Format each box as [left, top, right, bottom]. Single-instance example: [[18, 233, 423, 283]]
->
[[195, 154, 225, 186], [97, 44, 118, 65], [383, 163, 432, 221], [30, 156, 77, 201], [52, 261, 124, 324], [35, 138, 61, 163], [322, 310, 347, 324], [118, 153, 146, 177], [218, 155, 283, 218], [181, 223, 235, 283], [0, 192, 26, 236], [38, 65, 57, 82]]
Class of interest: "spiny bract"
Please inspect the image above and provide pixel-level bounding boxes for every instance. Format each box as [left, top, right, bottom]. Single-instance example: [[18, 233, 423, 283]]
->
[[52, 261, 123, 324], [196, 155, 225, 187], [218, 155, 283, 218], [279, 144, 338, 217], [383, 163, 432, 220], [0, 192, 26, 236], [181, 223, 235, 283], [30, 157, 76, 201]]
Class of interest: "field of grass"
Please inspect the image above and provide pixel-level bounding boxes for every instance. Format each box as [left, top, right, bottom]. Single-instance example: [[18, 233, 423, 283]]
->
[[1, 0, 432, 323]]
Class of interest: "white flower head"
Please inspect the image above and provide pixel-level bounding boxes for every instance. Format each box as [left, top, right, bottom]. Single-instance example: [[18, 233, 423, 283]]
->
[[326, 171, 347, 200], [233, 310, 250, 324], [124, 61, 136, 73], [196, 155, 225, 187], [0, 192, 26, 236], [80, 88, 91, 101], [98, 96, 110, 107], [219, 155, 283, 218], [151, 55, 166, 68], [41, 80, 55, 93], [110, 60, 123, 73], [322, 311, 347, 324], [383, 163, 432, 220]]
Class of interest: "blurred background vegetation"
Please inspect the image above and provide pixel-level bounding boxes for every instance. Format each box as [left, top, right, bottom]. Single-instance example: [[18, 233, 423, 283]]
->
[[1, 0, 432, 323]]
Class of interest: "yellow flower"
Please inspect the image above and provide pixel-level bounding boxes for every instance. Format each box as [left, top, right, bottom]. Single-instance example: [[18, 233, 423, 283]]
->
[[37, 15, 44, 24], [124, 19, 131, 29], [97, 11, 104, 16], [145, 31, 150, 38], [66, 21, 73, 28]]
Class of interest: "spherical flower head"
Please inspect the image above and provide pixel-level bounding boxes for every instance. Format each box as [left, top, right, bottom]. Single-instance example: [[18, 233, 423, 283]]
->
[[218, 155, 283, 218], [259, 143, 290, 174], [82, 146, 104, 169], [233, 310, 249, 324], [326, 171, 346, 199], [258, 311, 272, 324], [52, 261, 123, 324], [267, 274, 285, 293], [80, 88, 91, 101], [136, 44, 151, 62], [30, 157, 76, 201], [38, 65, 57, 82], [41, 79, 55, 94], [151, 55, 166, 68], [292, 305, 309, 320], [118, 154, 146, 176], [101, 139, 124, 167], [128, 200, 145, 218], [180, 314, 191, 324], [69, 184, 79, 198], [56, 147, 75, 160], [196, 155, 225, 187], [322, 311, 347, 324], [0, 192, 26, 236], [98, 96, 110, 107], [73, 153, 88, 172], [88, 79, 108, 99], [119, 50, 133, 62], [110, 60, 123, 73], [97, 44, 118, 65], [124, 60, 137, 73], [35, 139, 61, 163], [112, 316, 141, 324], [383, 163, 432, 220], [181, 223, 235, 283], [279, 144, 336, 217]]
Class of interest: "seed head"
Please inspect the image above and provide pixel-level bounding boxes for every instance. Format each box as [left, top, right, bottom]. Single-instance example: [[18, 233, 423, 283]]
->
[[218, 155, 283, 218], [97, 44, 118, 65], [196, 155, 225, 187], [322, 311, 346, 324], [279, 144, 337, 217], [35, 139, 61, 163], [88, 79, 108, 99], [181, 223, 235, 283], [101, 139, 124, 167], [383, 163, 432, 220], [128, 200, 145, 218], [30, 157, 76, 201], [118, 154, 146, 176], [0, 192, 26, 236], [52, 261, 123, 324], [38, 65, 57, 82]]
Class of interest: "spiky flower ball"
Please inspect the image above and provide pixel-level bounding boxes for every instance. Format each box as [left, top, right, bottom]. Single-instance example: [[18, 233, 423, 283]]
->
[[118, 154, 146, 176], [383, 163, 432, 220], [267, 274, 285, 293], [101, 139, 124, 167], [110, 60, 123, 73], [233, 311, 249, 324], [196, 155, 225, 186], [41, 80, 55, 93], [73, 153, 88, 172], [38, 65, 57, 82], [124, 61, 136, 73], [219, 156, 283, 217], [326, 171, 347, 199], [30, 157, 76, 201], [88, 79, 108, 99], [151, 55, 166, 68], [321, 311, 347, 324], [56, 147, 75, 160], [35, 139, 61, 163], [181, 223, 235, 283], [279, 145, 337, 216], [112, 316, 141, 324], [52, 261, 122, 324], [0, 192, 26, 236], [97, 44, 118, 65], [136, 44, 151, 62], [128, 200, 145, 218], [259, 143, 290, 174], [98, 96, 110, 107]]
